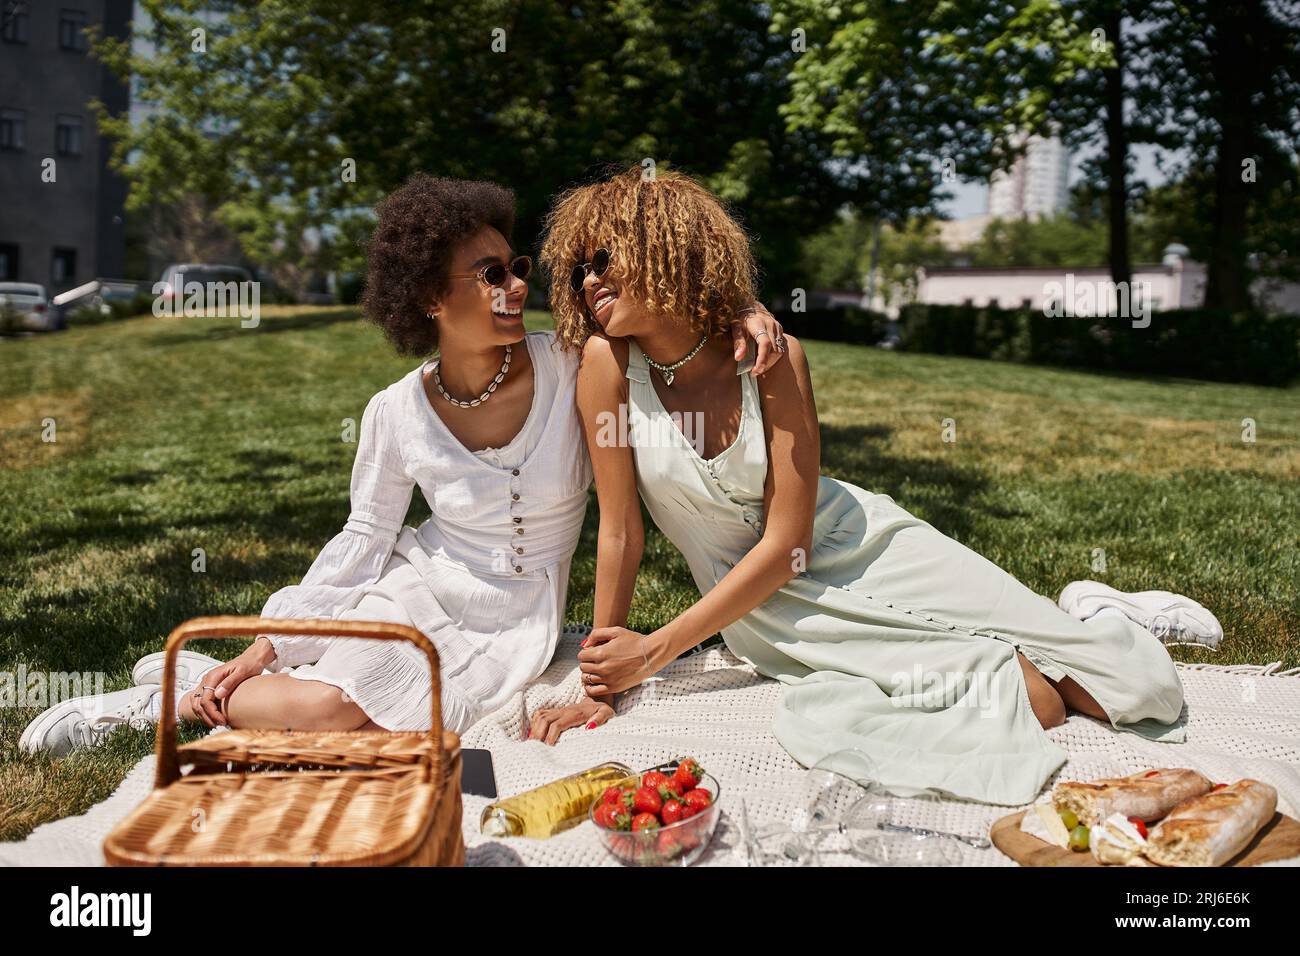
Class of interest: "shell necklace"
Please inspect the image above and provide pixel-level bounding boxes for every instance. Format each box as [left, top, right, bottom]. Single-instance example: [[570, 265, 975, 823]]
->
[[643, 335, 707, 386], [433, 344, 511, 408]]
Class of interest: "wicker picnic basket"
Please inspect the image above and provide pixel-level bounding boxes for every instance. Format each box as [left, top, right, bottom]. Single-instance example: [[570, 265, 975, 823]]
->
[[103, 616, 465, 866]]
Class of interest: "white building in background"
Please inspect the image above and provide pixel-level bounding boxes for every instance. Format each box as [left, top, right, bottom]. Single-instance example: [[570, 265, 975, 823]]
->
[[912, 244, 1300, 316], [987, 136, 1071, 220]]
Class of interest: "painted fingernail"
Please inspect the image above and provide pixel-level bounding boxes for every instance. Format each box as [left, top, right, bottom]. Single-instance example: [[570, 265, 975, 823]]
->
[[586, 721, 598, 730]]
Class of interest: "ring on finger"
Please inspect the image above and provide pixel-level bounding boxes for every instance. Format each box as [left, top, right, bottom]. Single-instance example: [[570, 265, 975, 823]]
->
[[753, 330, 770, 338]]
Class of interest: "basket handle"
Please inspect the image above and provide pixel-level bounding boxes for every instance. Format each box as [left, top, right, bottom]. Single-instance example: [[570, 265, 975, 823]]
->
[[153, 615, 444, 789]]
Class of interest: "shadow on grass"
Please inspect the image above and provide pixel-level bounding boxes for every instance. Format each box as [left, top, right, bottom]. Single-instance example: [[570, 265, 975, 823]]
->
[[108, 468, 161, 488], [142, 308, 362, 347], [4, 420, 1029, 673], [817, 422, 1025, 540]]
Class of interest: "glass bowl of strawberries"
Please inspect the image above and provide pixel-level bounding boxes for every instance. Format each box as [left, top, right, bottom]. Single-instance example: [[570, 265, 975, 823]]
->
[[588, 757, 721, 867]]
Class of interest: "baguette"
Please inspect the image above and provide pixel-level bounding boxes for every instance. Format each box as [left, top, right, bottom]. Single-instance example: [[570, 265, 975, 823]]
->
[[1054, 768, 1212, 825], [1144, 779, 1278, 867]]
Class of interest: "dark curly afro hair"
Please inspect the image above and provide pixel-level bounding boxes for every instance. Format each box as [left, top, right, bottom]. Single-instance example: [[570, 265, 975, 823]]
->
[[361, 173, 516, 356]]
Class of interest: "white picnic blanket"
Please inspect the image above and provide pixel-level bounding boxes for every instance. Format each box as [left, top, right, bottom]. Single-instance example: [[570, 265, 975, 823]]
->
[[4, 628, 1299, 866]]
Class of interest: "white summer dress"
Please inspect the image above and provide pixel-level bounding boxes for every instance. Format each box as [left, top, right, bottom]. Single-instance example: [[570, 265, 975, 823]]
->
[[258, 331, 591, 733]]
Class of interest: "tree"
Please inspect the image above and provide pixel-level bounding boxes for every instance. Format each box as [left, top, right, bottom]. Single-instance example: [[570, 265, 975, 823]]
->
[[772, 0, 1011, 224], [966, 213, 1110, 268], [770, 1, 1124, 283], [938, 0, 1300, 308], [930, 1, 1146, 289], [94, 1, 845, 298], [1140, 0, 1300, 309]]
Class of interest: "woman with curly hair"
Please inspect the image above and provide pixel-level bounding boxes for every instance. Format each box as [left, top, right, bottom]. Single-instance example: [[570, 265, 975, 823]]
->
[[528, 167, 1217, 806], [20, 172, 785, 752]]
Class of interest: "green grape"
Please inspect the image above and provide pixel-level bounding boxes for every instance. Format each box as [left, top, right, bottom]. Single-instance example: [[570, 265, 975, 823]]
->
[[1059, 808, 1079, 831], [1069, 824, 1090, 852]]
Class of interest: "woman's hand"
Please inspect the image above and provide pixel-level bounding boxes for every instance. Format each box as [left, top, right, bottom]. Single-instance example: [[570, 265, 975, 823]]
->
[[730, 302, 787, 375], [527, 698, 615, 745], [185, 638, 275, 728], [577, 626, 670, 696]]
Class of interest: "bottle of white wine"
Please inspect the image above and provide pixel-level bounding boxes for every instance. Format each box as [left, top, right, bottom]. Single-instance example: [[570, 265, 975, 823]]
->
[[480, 761, 635, 838]]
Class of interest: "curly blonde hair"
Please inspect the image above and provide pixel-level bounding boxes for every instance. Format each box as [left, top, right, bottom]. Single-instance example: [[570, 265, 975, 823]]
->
[[541, 166, 757, 352]]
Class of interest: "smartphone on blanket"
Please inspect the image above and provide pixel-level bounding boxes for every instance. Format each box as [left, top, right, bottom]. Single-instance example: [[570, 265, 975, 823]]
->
[[461, 748, 497, 798]]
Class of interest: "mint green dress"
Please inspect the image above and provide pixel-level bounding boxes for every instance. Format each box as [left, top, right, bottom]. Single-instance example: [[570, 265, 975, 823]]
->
[[623, 340, 1187, 806]]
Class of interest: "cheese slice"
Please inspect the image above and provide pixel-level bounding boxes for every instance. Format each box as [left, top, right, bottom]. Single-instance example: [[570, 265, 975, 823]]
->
[[1020, 800, 1071, 848], [1091, 812, 1147, 864]]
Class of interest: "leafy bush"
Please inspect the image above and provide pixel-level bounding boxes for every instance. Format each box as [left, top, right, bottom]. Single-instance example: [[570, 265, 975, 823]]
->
[[768, 306, 893, 346], [897, 304, 1300, 386]]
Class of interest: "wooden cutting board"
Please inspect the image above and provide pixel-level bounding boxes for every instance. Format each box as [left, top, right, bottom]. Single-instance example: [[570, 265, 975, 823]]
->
[[991, 809, 1300, 866]]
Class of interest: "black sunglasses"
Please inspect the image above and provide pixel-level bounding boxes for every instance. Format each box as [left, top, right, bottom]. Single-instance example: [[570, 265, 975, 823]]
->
[[449, 255, 532, 288], [569, 248, 611, 292]]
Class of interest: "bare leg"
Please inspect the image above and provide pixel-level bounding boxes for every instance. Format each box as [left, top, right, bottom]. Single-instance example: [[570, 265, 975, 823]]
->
[[1016, 652, 1066, 730], [178, 673, 383, 731], [1051, 676, 1108, 722]]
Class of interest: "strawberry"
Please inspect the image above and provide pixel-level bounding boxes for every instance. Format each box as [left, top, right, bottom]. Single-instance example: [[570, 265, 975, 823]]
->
[[631, 812, 660, 832], [610, 833, 636, 861], [593, 803, 627, 830], [661, 799, 686, 826], [633, 785, 663, 816], [656, 829, 684, 858], [672, 759, 703, 793], [601, 786, 625, 806], [642, 771, 671, 791], [683, 788, 712, 813]]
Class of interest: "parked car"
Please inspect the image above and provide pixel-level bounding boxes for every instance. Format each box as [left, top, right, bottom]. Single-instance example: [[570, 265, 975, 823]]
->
[[0, 282, 54, 332], [156, 263, 253, 307]]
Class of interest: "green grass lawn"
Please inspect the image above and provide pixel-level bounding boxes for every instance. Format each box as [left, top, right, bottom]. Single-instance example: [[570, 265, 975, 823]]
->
[[1, 306, 1297, 841]]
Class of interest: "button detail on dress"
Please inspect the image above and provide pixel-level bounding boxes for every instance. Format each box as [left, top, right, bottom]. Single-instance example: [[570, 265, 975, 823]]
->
[[511, 469, 520, 476], [511, 493, 520, 501], [512, 516, 522, 523], [514, 565, 523, 573]]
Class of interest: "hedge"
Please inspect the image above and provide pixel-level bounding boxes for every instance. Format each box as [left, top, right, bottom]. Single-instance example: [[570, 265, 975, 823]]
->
[[767, 306, 894, 347], [892, 305, 1300, 386]]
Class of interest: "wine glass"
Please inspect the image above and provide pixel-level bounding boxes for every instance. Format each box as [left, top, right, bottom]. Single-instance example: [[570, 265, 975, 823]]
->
[[842, 782, 967, 866], [736, 750, 878, 865]]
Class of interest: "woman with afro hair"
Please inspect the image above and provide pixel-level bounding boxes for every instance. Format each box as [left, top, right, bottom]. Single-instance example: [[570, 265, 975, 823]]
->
[[19, 171, 787, 755]]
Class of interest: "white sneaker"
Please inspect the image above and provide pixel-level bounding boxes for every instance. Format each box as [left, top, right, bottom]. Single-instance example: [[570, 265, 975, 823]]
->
[[1059, 580, 1223, 650], [19, 686, 161, 757], [131, 650, 223, 693]]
